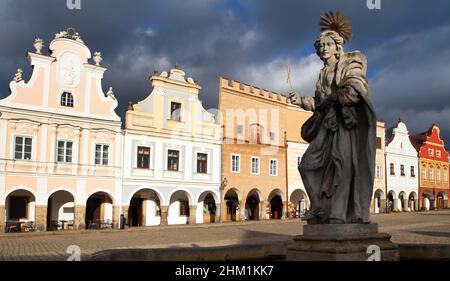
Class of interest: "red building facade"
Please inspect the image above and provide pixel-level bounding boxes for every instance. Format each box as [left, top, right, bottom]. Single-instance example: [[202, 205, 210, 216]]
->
[[410, 125, 449, 210]]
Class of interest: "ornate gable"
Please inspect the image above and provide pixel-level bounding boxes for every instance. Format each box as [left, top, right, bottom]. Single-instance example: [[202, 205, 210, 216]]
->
[[0, 28, 120, 122]]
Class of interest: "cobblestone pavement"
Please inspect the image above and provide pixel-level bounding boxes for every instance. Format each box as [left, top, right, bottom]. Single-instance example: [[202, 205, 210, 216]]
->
[[0, 210, 449, 261]]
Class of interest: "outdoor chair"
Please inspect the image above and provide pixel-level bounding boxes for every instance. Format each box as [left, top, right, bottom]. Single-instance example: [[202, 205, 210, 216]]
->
[[5, 222, 19, 233], [104, 219, 113, 229], [22, 221, 35, 232], [86, 220, 98, 229], [67, 220, 74, 230]]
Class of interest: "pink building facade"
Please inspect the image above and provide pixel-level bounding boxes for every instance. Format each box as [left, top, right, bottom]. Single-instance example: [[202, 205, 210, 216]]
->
[[0, 29, 123, 231]]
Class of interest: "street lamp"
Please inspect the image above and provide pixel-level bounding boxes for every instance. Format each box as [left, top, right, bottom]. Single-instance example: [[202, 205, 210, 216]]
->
[[219, 177, 228, 224]]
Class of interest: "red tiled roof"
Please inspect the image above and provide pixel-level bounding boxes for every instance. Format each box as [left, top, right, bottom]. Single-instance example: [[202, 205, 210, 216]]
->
[[409, 125, 436, 152]]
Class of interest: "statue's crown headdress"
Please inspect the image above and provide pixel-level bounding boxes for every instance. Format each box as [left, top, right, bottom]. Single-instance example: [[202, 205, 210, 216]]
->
[[319, 11, 353, 44]]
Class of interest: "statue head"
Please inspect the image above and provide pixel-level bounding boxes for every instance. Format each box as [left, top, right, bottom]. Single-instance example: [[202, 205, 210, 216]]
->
[[314, 30, 344, 61]]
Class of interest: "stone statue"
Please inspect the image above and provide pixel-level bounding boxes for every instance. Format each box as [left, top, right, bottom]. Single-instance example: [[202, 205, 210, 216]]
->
[[13, 69, 23, 82], [33, 38, 44, 54], [55, 31, 68, 39], [93, 52, 103, 66], [106, 87, 116, 100], [289, 14, 376, 225], [62, 59, 76, 86]]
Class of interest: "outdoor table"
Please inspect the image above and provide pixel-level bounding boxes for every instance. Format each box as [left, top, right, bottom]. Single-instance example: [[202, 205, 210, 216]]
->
[[59, 220, 68, 230], [5, 221, 21, 232]]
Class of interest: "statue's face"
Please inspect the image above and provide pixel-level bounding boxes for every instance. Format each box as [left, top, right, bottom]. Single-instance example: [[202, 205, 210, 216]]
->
[[317, 36, 338, 60]]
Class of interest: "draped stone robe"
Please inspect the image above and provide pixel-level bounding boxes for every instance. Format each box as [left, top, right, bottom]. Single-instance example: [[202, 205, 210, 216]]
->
[[298, 51, 376, 224]]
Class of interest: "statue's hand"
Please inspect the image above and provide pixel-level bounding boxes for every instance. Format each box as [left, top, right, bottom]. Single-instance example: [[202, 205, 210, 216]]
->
[[288, 91, 302, 106]]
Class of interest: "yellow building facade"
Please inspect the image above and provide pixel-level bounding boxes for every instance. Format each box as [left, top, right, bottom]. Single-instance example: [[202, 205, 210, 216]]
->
[[218, 77, 312, 221]]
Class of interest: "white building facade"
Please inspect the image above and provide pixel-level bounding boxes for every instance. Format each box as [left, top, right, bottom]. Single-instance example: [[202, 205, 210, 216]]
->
[[121, 66, 222, 226], [287, 142, 310, 217], [385, 121, 419, 212]]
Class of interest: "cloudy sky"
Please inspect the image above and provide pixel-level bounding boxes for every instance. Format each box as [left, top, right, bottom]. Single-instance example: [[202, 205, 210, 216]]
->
[[0, 0, 450, 147]]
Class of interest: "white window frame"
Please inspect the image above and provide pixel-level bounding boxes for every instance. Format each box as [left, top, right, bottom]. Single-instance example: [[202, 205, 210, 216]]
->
[[269, 132, 275, 141], [14, 135, 33, 161], [169, 101, 182, 122], [429, 169, 434, 181], [57, 140, 73, 163], [437, 169, 441, 181], [167, 149, 181, 172], [269, 159, 278, 176], [251, 156, 260, 175], [95, 143, 110, 166], [231, 154, 241, 173], [400, 164, 405, 176], [390, 163, 395, 175], [196, 152, 209, 174], [236, 125, 243, 135], [136, 145, 151, 169], [59, 91, 75, 108], [376, 165, 382, 179], [422, 167, 426, 179]]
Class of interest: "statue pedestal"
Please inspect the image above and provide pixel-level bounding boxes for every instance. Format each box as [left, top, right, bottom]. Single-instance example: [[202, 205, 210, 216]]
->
[[286, 224, 399, 261]]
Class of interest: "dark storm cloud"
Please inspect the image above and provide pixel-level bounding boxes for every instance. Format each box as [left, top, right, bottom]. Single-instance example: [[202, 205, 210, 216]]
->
[[1, 0, 450, 146]]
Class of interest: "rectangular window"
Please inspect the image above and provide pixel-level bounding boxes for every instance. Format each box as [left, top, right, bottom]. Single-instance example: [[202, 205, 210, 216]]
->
[[376, 137, 382, 149], [270, 159, 278, 176], [179, 201, 189, 216], [444, 171, 448, 182], [167, 150, 180, 171], [197, 153, 208, 174], [376, 165, 382, 179], [250, 125, 262, 144], [269, 132, 275, 141], [410, 166, 415, 177], [422, 167, 426, 179], [14, 137, 32, 160], [137, 146, 150, 169], [390, 163, 395, 175], [436, 151, 441, 158], [429, 169, 434, 181], [95, 144, 109, 165], [57, 141, 73, 163], [170, 102, 181, 121], [251, 156, 260, 175], [428, 149, 434, 157], [437, 170, 441, 181], [236, 125, 243, 135], [231, 154, 240, 173], [400, 165, 405, 176]]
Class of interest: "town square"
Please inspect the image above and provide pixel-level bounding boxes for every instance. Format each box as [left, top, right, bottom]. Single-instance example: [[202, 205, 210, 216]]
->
[[0, 211, 448, 261], [0, 0, 449, 265]]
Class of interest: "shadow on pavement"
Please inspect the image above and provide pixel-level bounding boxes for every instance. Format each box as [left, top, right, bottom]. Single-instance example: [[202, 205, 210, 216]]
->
[[409, 231, 450, 238]]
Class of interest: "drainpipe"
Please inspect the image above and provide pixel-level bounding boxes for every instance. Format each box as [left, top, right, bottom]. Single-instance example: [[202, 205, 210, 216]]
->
[[284, 131, 289, 219], [384, 151, 388, 213], [219, 125, 225, 224], [119, 129, 126, 229]]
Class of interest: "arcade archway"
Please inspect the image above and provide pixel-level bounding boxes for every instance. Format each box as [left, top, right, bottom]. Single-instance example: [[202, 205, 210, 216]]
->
[[224, 188, 240, 222], [128, 189, 162, 227]]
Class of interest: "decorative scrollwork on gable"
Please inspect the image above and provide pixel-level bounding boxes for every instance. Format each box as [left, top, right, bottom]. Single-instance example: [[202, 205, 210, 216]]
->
[[9, 120, 40, 135]]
